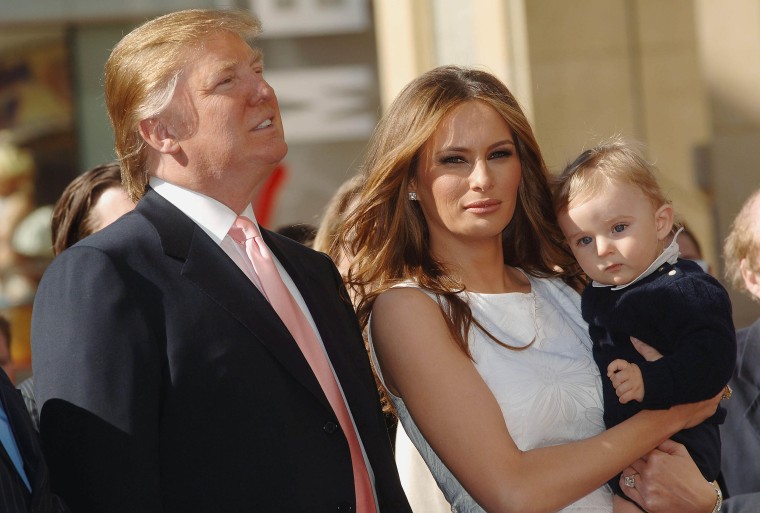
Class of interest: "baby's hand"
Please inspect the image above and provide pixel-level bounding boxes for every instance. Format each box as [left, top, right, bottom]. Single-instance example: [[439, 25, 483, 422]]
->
[[607, 359, 644, 404]]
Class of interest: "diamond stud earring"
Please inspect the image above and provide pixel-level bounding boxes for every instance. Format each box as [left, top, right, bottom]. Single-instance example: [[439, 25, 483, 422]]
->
[[408, 192, 418, 201]]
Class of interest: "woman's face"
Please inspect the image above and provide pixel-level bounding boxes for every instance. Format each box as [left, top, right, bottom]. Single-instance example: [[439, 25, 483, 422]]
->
[[411, 100, 522, 253]]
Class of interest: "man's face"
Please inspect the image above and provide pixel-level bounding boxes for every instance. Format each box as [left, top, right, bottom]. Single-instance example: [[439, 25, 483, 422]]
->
[[164, 31, 288, 192]]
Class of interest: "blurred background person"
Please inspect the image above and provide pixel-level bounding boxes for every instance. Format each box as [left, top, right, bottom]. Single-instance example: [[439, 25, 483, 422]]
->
[[0, 313, 15, 383], [17, 161, 133, 431], [0, 311, 69, 512], [49, 161, 133, 257], [720, 187, 760, 512], [313, 174, 363, 278], [274, 222, 317, 247], [0, 137, 37, 308]]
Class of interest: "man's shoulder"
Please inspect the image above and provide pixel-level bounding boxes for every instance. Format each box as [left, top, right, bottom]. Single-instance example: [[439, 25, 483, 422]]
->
[[737, 317, 760, 340], [69, 210, 158, 254]]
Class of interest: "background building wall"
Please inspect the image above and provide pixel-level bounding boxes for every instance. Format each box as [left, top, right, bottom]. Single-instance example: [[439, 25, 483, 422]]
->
[[695, 0, 760, 327]]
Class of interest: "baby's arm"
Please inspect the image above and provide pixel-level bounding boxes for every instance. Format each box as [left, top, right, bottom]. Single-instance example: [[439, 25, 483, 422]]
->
[[633, 272, 735, 409], [608, 359, 645, 404]]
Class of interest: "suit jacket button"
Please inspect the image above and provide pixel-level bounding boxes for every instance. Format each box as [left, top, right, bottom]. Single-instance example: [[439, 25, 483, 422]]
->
[[323, 421, 338, 434], [337, 502, 354, 512]]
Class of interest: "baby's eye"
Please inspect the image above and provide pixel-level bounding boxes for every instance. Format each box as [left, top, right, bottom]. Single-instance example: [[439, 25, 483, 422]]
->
[[577, 236, 593, 247], [612, 224, 627, 233]]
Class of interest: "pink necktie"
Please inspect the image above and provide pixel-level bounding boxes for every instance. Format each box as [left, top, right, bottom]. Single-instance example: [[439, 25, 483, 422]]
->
[[229, 216, 376, 513]]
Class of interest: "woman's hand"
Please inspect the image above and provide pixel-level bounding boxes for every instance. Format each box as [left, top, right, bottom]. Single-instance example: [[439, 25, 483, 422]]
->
[[621, 439, 717, 513]]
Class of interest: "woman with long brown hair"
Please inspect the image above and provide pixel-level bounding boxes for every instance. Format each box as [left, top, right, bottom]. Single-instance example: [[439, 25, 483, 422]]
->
[[337, 65, 722, 513]]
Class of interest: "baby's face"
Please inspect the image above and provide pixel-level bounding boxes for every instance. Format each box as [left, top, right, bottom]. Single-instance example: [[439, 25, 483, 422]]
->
[[557, 181, 671, 286]]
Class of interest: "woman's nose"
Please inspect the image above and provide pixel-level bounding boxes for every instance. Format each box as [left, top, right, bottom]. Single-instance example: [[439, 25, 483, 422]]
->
[[470, 160, 495, 191]]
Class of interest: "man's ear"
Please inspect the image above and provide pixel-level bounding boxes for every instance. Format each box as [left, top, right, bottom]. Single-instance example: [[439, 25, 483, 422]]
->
[[139, 118, 180, 154], [655, 203, 674, 240], [740, 258, 760, 300]]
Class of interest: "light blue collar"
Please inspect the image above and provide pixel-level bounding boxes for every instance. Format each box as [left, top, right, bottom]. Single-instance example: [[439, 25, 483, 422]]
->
[[592, 227, 682, 291]]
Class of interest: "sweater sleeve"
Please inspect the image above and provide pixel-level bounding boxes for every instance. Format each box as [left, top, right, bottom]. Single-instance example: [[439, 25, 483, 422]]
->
[[636, 269, 736, 409]]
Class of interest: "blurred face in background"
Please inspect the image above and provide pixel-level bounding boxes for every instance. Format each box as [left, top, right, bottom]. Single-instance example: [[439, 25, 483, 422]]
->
[[0, 331, 13, 383], [91, 186, 135, 232]]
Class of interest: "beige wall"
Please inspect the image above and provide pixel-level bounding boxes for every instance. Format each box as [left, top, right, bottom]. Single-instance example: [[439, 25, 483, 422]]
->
[[695, 0, 760, 328], [527, 0, 713, 256]]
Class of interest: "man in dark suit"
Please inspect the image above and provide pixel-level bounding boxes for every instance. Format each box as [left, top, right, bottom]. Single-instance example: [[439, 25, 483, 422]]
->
[[1, 364, 68, 512], [31, 9, 410, 513], [721, 187, 760, 512]]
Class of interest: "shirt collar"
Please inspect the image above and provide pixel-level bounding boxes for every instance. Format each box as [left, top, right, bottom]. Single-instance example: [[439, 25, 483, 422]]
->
[[149, 177, 259, 245], [592, 227, 682, 291]]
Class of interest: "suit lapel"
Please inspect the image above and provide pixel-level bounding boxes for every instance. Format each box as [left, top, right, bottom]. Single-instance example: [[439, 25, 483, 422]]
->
[[263, 230, 377, 410], [137, 190, 331, 411]]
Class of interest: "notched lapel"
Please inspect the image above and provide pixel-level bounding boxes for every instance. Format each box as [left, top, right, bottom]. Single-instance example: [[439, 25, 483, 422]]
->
[[263, 231, 378, 411], [138, 190, 331, 411]]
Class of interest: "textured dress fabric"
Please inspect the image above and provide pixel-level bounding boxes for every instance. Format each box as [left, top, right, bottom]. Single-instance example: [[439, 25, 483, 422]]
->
[[369, 274, 613, 512]]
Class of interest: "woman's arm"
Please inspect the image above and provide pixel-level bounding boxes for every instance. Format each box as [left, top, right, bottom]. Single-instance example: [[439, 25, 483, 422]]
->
[[372, 288, 716, 513]]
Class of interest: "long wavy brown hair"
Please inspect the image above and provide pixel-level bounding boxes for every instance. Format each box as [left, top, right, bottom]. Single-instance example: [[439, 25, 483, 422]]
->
[[337, 65, 584, 357]]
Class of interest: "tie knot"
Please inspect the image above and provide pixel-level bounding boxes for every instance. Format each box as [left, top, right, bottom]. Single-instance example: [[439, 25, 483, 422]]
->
[[229, 215, 261, 244]]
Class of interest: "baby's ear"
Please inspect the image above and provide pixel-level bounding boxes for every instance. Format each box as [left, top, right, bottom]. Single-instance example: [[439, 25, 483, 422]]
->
[[654, 204, 674, 240]]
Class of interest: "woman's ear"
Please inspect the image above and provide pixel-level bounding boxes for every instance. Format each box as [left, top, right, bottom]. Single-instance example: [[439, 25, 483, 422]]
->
[[407, 179, 418, 200], [654, 203, 674, 240], [139, 118, 181, 154]]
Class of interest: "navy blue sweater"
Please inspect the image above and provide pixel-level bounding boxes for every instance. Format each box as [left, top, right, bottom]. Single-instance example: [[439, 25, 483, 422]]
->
[[582, 258, 736, 483]]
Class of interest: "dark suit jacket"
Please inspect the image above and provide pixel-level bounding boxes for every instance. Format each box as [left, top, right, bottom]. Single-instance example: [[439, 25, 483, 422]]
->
[[31, 189, 411, 513], [0, 368, 68, 513], [720, 317, 760, 499]]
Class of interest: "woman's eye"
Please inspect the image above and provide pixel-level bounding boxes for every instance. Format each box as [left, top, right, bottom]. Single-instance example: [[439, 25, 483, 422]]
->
[[490, 150, 513, 159], [441, 156, 465, 164], [577, 236, 593, 247]]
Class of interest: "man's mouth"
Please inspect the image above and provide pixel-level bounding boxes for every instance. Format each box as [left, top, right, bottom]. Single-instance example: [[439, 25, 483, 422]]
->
[[255, 118, 272, 129]]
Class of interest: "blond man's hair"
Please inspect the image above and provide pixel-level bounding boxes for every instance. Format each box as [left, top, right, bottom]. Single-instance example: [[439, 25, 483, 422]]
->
[[104, 9, 262, 201], [724, 189, 760, 301]]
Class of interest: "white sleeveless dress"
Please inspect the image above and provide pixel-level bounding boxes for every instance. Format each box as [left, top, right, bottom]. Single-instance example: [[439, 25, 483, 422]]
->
[[368, 274, 613, 512]]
